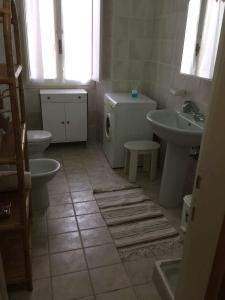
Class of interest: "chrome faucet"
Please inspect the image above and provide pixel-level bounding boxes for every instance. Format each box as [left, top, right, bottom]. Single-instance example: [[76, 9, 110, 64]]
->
[[182, 100, 199, 114], [182, 100, 205, 122]]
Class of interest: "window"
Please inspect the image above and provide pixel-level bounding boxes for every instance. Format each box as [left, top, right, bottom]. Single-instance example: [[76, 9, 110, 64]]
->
[[23, 0, 101, 84], [181, 0, 225, 79]]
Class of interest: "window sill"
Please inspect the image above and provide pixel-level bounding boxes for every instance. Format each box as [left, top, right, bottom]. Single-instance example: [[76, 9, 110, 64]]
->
[[24, 79, 96, 90]]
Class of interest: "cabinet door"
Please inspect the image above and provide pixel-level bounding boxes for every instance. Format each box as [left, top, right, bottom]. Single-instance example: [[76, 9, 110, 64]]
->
[[42, 103, 66, 142], [65, 103, 87, 142]]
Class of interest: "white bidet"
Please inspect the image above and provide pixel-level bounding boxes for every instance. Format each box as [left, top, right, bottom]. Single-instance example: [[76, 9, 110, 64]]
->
[[30, 158, 60, 210]]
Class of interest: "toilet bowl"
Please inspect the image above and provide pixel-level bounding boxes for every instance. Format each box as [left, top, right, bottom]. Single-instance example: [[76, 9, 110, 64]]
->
[[30, 158, 60, 210], [27, 130, 52, 158]]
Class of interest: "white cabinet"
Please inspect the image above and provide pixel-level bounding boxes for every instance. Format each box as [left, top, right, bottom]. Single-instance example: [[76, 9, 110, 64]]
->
[[41, 89, 87, 143], [42, 102, 65, 142]]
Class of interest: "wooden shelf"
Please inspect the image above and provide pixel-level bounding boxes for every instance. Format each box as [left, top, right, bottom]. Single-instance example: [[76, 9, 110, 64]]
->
[[0, 64, 23, 83], [0, 122, 26, 165], [0, 8, 10, 17], [0, 190, 30, 232], [0, 229, 31, 289], [0, 0, 32, 290]]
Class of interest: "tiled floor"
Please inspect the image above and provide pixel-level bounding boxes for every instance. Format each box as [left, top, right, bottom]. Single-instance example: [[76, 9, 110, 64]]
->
[[9, 142, 182, 300]]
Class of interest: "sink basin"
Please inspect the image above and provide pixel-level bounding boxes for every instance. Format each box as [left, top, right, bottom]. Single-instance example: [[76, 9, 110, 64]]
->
[[146, 110, 203, 147], [147, 109, 204, 208]]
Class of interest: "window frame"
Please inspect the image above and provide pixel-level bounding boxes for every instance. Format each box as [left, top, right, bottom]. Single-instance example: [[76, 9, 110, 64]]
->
[[19, 0, 101, 87], [180, 0, 225, 80]]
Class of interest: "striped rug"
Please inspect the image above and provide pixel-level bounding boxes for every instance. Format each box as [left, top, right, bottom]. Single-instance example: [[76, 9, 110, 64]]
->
[[94, 188, 181, 260]]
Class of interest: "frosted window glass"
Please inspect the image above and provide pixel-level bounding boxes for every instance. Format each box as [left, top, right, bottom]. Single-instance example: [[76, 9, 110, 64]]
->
[[61, 0, 93, 83], [25, 0, 57, 80], [181, 0, 225, 79], [181, 0, 201, 75]]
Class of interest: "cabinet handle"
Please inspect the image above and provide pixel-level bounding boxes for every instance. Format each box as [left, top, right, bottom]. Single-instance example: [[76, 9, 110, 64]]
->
[[66, 121, 70, 124], [61, 121, 65, 124]]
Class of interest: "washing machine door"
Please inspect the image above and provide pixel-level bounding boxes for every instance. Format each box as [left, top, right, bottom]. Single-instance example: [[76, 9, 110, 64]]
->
[[105, 113, 112, 141]]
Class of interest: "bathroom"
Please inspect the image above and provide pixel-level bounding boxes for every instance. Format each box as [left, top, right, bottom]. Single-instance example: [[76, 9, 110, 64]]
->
[[0, 0, 225, 299]]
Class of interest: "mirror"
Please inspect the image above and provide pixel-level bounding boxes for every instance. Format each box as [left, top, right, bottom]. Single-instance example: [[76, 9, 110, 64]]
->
[[180, 0, 225, 80]]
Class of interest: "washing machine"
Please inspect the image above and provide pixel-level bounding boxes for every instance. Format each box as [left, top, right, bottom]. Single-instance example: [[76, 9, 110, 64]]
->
[[103, 93, 157, 168]]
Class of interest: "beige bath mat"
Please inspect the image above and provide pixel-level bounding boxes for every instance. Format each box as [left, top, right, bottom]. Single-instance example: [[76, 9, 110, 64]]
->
[[94, 188, 181, 260]]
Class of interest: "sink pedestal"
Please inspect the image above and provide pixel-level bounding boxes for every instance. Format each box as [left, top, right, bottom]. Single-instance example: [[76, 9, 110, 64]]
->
[[159, 143, 190, 208]]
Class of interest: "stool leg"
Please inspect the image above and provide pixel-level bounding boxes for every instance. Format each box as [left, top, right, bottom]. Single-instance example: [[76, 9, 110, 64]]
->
[[124, 149, 129, 174], [143, 155, 150, 172], [129, 151, 138, 182], [150, 149, 158, 181]]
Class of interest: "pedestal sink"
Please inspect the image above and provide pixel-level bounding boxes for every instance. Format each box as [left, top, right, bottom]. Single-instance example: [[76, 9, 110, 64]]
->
[[147, 109, 204, 208]]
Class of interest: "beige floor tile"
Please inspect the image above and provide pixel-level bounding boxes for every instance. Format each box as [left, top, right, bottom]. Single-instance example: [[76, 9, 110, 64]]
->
[[134, 283, 161, 300], [63, 160, 85, 169], [80, 227, 113, 247], [72, 190, 94, 202], [77, 298, 95, 300], [49, 232, 81, 253], [32, 255, 50, 280], [77, 213, 106, 230], [52, 271, 93, 300], [69, 181, 92, 192], [47, 204, 74, 219], [32, 236, 49, 257], [48, 182, 70, 195], [48, 217, 78, 235], [26, 143, 182, 300], [48, 178, 68, 189], [124, 258, 155, 285], [85, 244, 120, 268], [32, 211, 47, 238], [49, 193, 72, 206], [65, 168, 87, 177], [96, 288, 137, 300], [74, 201, 100, 215], [9, 278, 52, 300], [67, 175, 90, 185], [67, 173, 89, 180], [50, 249, 87, 276], [90, 264, 130, 294]]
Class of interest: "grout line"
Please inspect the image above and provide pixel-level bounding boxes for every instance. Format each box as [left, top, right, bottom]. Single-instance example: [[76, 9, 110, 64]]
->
[[71, 196, 96, 298], [30, 143, 181, 300], [47, 259, 133, 280], [45, 208, 54, 300]]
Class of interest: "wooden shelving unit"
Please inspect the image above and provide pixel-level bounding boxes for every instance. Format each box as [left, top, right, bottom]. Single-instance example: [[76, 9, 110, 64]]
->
[[0, 122, 26, 164], [0, 0, 32, 291], [0, 64, 23, 82]]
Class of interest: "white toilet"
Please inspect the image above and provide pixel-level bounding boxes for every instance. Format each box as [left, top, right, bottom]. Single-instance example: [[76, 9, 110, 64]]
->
[[27, 130, 52, 158], [27, 130, 60, 210], [30, 158, 60, 210]]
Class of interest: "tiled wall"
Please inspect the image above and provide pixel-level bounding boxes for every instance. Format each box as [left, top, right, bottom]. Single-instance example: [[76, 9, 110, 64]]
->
[[96, 0, 212, 141], [110, 0, 155, 92], [150, 0, 212, 115], [97, 0, 156, 140]]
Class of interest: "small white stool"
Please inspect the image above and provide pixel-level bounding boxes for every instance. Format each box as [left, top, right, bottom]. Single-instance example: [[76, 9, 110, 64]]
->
[[124, 140, 160, 183]]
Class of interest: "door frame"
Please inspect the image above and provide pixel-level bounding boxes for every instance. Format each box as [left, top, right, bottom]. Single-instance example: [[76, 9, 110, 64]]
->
[[205, 216, 225, 299], [176, 14, 225, 300]]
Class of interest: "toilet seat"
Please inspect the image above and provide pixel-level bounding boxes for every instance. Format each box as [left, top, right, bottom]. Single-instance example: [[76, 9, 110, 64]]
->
[[27, 130, 52, 144]]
